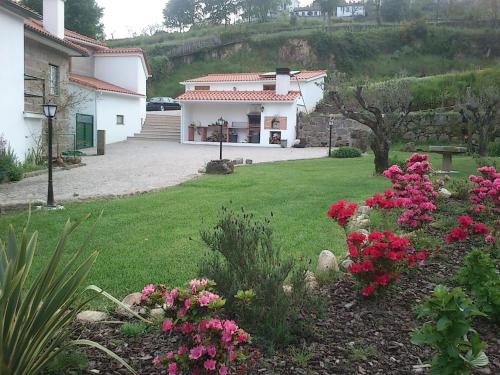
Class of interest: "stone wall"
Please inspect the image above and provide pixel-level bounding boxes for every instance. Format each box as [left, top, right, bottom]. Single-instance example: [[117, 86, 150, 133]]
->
[[298, 112, 500, 148]]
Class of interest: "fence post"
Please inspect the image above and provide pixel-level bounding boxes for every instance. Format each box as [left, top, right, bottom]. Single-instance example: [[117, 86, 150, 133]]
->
[[97, 130, 105, 156]]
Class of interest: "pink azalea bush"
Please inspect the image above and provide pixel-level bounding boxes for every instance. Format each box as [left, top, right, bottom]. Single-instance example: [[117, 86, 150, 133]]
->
[[141, 279, 250, 374], [444, 214, 495, 244], [468, 166, 500, 214], [366, 154, 438, 229]]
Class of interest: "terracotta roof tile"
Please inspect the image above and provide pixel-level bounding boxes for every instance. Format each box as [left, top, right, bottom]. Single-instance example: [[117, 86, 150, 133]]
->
[[69, 74, 143, 96], [177, 90, 301, 102], [65, 28, 108, 47], [24, 19, 89, 55], [94, 47, 145, 54], [184, 70, 327, 83]]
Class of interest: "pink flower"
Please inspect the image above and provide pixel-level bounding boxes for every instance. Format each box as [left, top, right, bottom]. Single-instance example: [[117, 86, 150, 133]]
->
[[152, 356, 161, 366], [472, 222, 489, 235], [189, 345, 205, 360], [204, 359, 217, 371], [162, 319, 173, 332], [167, 362, 177, 375], [219, 364, 228, 375], [485, 234, 496, 243], [166, 351, 174, 360], [141, 284, 156, 299], [178, 345, 187, 355], [206, 344, 217, 358], [184, 297, 191, 309], [458, 215, 474, 228], [361, 283, 377, 297]]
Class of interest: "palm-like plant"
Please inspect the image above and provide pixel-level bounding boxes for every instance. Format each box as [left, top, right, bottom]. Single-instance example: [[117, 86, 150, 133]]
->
[[0, 213, 146, 375]]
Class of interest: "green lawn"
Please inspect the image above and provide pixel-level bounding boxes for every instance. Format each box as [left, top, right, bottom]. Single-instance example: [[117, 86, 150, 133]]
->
[[0, 153, 485, 308]]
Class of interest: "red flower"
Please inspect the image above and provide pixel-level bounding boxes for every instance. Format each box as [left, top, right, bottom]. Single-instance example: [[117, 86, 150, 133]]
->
[[445, 227, 468, 243], [458, 215, 473, 228], [361, 283, 378, 297], [472, 222, 489, 235], [327, 200, 358, 227]]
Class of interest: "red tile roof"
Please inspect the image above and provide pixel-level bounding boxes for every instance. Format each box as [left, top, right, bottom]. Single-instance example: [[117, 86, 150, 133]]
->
[[184, 70, 327, 83], [94, 47, 145, 54], [69, 74, 143, 96], [177, 90, 301, 102], [65, 28, 108, 48], [24, 19, 89, 56]]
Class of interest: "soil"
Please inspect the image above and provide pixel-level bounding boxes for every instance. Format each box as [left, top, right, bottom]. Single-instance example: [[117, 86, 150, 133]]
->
[[67, 210, 500, 374]]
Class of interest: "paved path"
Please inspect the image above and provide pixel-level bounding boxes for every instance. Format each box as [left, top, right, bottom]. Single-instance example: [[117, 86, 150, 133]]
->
[[0, 141, 327, 207]]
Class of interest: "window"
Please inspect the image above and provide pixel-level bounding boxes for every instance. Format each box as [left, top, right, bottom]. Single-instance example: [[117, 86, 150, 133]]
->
[[263, 84, 276, 91], [116, 115, 125, 125], [194, 86, 210, 91], [48, 64, 59, 96]]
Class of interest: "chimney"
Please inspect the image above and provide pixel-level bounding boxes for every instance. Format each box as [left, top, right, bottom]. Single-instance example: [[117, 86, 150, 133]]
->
[[43, 0, 65, 39], [275, 68, 291, 96]]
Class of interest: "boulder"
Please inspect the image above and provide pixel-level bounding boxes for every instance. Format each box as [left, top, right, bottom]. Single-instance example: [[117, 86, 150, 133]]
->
[[439, 188, 452, 198], [205, 159, 234, 174], [198, 167, 206, 173], [245, 159, 253, 165], [232, 158, 244, 165], [317, 250, 339, 273], [305, 271, 318, 291], [76, 310, 108, 323], [150, 308, 165, 319], [116, 292, 142, 316], [341, 259, 353, 270], [283, 284, 292, 295], [357, 206, 371, 215]]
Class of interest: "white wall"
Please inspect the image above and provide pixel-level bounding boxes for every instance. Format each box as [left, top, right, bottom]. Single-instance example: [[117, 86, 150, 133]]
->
[[71, 56, 95, 77], [0, 9, 41, 160], [337, 6, 365, 17], [94, 55, 147, 95], [181, 101, 297, 147]]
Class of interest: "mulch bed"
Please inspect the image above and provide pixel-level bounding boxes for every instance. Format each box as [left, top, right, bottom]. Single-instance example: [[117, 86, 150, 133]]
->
[[68, 222, 500, 374]]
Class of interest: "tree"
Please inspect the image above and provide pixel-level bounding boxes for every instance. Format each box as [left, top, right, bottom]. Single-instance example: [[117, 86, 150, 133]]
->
[[163, 0, 201, 31], [330, 80, 413, 174], [238, 0, 255, 22], [21, 0, 104, 39], [204, 0, 238, 25], [315, 0, 339, 22], [253, 0, 280, 22], [381, 0, 410, 22], [458, 86, 499, 156]]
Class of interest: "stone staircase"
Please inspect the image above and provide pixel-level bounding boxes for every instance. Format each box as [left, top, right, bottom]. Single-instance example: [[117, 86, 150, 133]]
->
[[128, 113, 181, 142]]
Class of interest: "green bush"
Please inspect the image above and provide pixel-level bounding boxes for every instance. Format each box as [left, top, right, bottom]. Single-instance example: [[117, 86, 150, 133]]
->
[[411, 285, 489, 374], [447, 178, 473, 201], [199, 208, 316, 349], [332, 147, 362, 158], [487, 141, 500, 157], [454, 249, 500, 324], [120, 322, 149, 337], [0, 139, 23, 183]]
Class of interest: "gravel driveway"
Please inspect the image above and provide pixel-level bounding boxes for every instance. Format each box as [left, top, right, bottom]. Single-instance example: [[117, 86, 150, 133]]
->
[[0, 141, 327, 207]]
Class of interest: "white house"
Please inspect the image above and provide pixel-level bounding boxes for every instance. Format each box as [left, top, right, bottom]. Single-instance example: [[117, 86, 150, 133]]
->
[[337, 4, 366, 17], [0, 0, 150, 159], [278, 0, 300, 12], [292, 5, 322, 17], [177, 69, 327, 148]]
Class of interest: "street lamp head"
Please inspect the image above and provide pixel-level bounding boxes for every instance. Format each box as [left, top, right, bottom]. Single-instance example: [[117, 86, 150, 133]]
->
[[42, 101, 58, 118], [216, 117, 225, 126], [329, 115, 334, 127]]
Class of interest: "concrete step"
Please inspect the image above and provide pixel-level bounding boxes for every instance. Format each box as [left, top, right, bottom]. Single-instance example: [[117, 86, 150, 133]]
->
[[142, 124, 180, 129], [134, 132, 180, 137], [128, 135, 180, 141]]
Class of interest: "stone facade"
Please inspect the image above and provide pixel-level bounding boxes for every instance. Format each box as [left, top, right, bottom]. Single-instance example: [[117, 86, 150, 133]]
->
[[298, 111, 500, 147], [24, 37, 73, 152]]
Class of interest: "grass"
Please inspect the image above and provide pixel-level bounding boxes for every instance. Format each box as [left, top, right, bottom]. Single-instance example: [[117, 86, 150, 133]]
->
[[0, 153, 486, 308]]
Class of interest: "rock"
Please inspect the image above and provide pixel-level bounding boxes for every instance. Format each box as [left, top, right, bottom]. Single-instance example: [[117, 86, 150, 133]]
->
[[76, 310, 108, 323], [205, 159, 234, 174], [304, 271, 318, 291], [232, 158, 244, 165], [283, 284, 292, 295], [116, 292, 142, 316], [341, 259, 353, 270], [357, 206, 371, 215], [198, 167, 206, 173], [317, 250, 339, 273], [245, 159, 253, 165], [439, 187, 452, 198], [403, 142, 416, 152], [150, 308, 165, 319], [356, 229, 369, 236]]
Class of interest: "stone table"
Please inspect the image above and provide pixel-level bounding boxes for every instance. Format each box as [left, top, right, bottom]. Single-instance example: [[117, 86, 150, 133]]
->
[[429, 146, 467, 172]]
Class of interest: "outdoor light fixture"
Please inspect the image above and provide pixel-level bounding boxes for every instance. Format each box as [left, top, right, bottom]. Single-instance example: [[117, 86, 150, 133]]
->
[[260, 105, 264, 112], [328, 115, 334, 157], [42, 101, 58, 208], [217, 117, 225, 160]]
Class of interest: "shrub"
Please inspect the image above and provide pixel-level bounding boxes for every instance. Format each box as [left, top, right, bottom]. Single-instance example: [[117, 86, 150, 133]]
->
[[120, 322, 149, 337], [444, 215, 494, 244], [345, 230, 426, 297], [199, 208, 312, 348], [331, 146, 362, 158], [326, 200, 358, 227], [0, 137, 23, 183], [454, 249, 500, 324], [411, 286, 489, 375], [0, 215, 141, 375], [468, 166, 499, 215], [140, 280, 250, 374], [447, 178, 473, 201], [487, 141, 500, 157]]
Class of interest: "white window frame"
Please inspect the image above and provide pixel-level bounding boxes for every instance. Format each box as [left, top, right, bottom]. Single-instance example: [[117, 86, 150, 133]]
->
[[48, 64, 60, 96]]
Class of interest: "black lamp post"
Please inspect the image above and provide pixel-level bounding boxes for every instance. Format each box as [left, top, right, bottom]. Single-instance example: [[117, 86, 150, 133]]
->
[[217, 117, 225, 160], [42, 102, 58, 207], [328, 115, 334, 157]]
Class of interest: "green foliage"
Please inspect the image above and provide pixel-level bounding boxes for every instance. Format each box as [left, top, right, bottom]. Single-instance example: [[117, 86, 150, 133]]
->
[[44, 350, 88, 374], [411, 285, 489, 375], [350, 344, 378, 361], [473, 155, 497, 169], [149, 55, 170, 82], [381, 0, 409, 21], [120, 322, 149, 337], [0, 140, 23, 183], [454, 249, 500, 323], [388, 155, 407, 171], [21, 0, 104, 39], [199, 207, 315, 348], [0, 214, 141, 375], [447, 178, 473, 201], [487, 141, 500, 157], [332, 147, 363, 158]]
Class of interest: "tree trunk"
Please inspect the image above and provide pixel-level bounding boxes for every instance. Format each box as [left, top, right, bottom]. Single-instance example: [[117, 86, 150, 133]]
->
[[478, 126, 488, 156], [371, 135, 390, 174]]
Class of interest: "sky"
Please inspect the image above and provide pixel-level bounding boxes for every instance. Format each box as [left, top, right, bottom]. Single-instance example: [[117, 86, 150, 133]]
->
[[98, 0, 312, 39]]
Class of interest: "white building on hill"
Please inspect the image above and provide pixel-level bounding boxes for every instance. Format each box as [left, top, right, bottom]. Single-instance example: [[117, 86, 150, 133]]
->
[[177, 69, 327, 148]]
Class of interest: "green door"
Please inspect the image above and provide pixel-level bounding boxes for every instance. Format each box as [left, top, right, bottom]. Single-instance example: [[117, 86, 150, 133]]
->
[[76, 114, 94, 149]]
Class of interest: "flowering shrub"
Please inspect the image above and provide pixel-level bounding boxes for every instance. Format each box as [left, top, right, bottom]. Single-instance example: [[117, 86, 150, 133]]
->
[[365, 154, 438, 229], [444, 215, 495, 244], [346, 230, 427, 296], [141, 279, 250, 374], [468, 165, 500, 214], [327, 200, 358, 227]]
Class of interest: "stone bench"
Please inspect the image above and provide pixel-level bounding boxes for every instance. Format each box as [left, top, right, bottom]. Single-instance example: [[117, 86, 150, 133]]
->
[[428, 146, 467, 173]]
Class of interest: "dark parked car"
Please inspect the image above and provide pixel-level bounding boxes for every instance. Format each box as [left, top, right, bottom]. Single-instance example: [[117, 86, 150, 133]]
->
[[146, 97, 181, 111]]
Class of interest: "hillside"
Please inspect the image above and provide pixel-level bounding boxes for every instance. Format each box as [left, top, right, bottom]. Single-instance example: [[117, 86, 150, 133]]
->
[[109, 20, 500, 99]]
